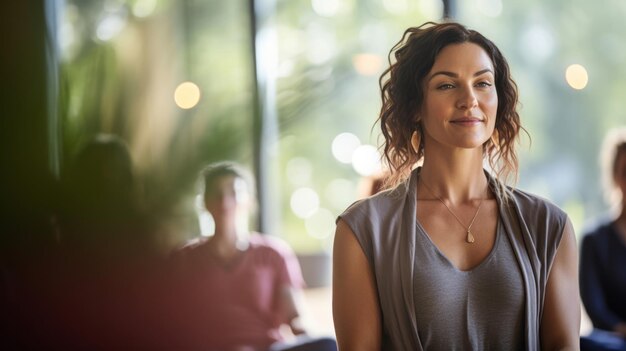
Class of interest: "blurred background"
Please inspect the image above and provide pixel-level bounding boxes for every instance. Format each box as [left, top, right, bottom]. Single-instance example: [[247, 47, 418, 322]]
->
[[1, 0, 625, 339], [13, 0, 622, 249]]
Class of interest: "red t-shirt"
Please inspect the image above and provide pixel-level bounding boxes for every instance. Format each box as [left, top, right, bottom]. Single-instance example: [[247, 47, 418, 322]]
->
[[175, 234, 305, 350]]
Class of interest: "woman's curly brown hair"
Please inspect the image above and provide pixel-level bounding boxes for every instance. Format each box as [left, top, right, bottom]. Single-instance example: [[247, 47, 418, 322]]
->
[[377, 22, 525, 192]]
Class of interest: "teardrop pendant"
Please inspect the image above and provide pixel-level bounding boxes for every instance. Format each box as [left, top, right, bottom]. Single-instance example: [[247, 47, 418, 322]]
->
[[466, 230, 475, 244]]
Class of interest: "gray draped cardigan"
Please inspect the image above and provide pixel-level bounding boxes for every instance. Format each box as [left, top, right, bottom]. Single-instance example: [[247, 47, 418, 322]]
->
[[338, 168, 568, 350]]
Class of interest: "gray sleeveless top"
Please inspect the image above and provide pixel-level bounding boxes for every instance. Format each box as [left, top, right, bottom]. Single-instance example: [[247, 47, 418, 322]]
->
[[337, 168, 568, 350], [413, 220, 524, 350]]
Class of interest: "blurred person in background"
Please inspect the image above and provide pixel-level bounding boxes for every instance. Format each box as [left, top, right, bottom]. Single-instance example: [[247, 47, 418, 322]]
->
[[173, 161, 336, 351], [580, 127, 626, 351], [37, 134, 168, 350], [59, 134, 153, 260]]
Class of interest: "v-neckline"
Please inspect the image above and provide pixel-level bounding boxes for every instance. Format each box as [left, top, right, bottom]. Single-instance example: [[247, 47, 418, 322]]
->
[[413, 167, 501, 273], [414, 218, 502, 273]]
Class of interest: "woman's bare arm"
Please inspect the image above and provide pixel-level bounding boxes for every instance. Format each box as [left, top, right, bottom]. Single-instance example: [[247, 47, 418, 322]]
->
[[332, 219, 381, 351], [541, 218, 580, 350]]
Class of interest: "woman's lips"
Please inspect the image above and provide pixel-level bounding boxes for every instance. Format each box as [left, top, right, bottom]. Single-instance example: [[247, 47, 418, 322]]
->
[[450, 117, 483, 126]]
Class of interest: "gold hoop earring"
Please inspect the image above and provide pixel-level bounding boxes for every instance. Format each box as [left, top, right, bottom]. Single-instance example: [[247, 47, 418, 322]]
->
[[411, 131, 420, 153], [489, 131, 500, 149]]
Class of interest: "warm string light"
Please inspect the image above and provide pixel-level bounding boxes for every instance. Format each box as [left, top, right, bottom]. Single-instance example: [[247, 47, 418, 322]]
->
[[174, 81, 201, 109], [565, 64, 589, 90]]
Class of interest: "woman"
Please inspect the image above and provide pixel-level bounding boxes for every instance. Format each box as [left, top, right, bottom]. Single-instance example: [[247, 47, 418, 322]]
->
[[333, 22, 579, 350], [175, 162, 337, 351], [580, 127, 626, 350]]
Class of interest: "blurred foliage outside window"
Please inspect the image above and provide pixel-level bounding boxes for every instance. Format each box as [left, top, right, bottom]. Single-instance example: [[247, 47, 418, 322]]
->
[[60, 0, 254, 250], [59, 0, 624, 254]]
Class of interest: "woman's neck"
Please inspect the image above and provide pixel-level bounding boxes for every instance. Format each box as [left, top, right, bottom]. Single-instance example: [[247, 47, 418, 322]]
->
[[419, 149, 489, 203]]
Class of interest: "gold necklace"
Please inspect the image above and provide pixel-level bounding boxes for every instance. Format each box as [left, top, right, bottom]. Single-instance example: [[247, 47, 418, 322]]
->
[[420, 179, 485, 244]]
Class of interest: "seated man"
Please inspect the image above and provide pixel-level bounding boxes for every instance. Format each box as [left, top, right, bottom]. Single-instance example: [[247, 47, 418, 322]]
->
[[173, 161, 336, 351]]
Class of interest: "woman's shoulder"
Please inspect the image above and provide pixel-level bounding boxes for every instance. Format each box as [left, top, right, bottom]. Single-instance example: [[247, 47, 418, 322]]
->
[[337, 185, 412, 254], [502, 187, 570, 250], [507, 187, 568, 220], [504, 187, 572, 271], [340, 185, 407, 220]]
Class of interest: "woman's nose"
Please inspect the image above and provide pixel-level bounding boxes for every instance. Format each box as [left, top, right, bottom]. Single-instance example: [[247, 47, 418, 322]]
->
[[456, 87, 478, 110]]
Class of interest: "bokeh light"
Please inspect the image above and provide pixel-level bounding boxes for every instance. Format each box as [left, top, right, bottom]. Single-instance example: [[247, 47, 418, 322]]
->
[[352, 54, 383, 76], [290, 187, 320, 219], [352, 144, 382, 176], [565, 64, 589, 90], [132, 0, 157, 18], [174, 81, 201, 109], [332, 132, 361, 164], [96, 13, 127, 42], [304, 208, 335, 239]]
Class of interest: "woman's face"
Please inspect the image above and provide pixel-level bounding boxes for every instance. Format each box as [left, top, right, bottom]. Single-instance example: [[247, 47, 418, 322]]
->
[[420, 42, 498, 152]]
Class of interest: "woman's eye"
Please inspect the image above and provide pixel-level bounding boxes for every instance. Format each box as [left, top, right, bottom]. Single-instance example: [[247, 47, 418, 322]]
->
[[476, 81, 493, 88], [437, 83, 455, 90]]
